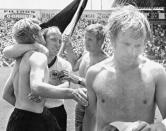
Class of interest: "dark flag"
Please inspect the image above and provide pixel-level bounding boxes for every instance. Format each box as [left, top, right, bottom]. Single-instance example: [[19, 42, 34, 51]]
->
[[40, 0, 88, 33]]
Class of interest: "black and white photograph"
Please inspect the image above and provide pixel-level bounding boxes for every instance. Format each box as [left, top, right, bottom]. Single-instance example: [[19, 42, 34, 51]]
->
[[0, 0, 166, 131]]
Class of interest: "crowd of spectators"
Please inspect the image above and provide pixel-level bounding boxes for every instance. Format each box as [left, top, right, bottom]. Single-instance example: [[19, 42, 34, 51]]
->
[[145, 23, 166, 65], [0, 19, 17, 66], [0, 15, 166, 67]]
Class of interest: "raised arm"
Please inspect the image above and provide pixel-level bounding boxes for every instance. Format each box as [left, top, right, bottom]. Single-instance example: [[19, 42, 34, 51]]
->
[[61, 35, 83, 72], [3, 43, 48, 59], [73, 55, 83, 72]]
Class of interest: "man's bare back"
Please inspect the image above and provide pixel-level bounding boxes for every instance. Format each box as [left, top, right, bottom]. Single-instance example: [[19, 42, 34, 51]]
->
[[14, 51, 48, 113]]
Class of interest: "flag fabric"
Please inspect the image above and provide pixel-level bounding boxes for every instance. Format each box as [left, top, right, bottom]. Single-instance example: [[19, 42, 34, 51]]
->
[[40, 0, 88, 33], [63, 0, 88, 36]]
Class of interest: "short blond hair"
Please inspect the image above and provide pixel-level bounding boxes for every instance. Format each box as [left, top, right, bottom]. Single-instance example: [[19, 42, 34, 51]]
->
[[13, 18, 41, 44], [43, 26, 62, 42], [85, 23, 105, 42], [106, 4, 152, 43]]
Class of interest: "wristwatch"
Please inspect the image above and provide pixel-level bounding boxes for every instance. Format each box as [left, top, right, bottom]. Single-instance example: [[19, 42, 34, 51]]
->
[[78, 79, 82, 85]]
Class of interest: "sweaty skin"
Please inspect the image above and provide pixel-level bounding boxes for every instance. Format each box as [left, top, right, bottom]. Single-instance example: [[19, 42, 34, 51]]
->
[[84, 56, 166, 131], [14, 51, 48, 113], [83, 28, 166, 131]]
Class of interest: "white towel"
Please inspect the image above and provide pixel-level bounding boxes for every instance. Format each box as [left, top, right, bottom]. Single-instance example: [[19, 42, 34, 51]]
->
[[109, 121, 140, 131]]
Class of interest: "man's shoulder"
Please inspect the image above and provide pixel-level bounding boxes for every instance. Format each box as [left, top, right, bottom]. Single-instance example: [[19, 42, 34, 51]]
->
[[57, 56, 72, 71], [81, 52, 89, 61], [58, 56, 68, 62], [87, 58, 107, 76], [141, 56, 166, 76], [57, 56, 71, 65], [142, 56, 164, 69], [29, 51, 47, 65], [85, 59, 109, 88], [30, 51, 47, 59], [144, 58, 166, 86]]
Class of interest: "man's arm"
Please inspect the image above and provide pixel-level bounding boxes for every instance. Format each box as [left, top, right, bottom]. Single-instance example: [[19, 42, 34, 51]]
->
[[149, 64, 166, 130], [59, 70, 86, 87], [3, 43, 48, 59], [83, 67, 97, 131], [55, 55, 86, 87], [60, 54, 86, 88], [30, 52, 72, 98], [61, 35, 84, 72], [2, 61, 18, 106], [29, 52, 87, 106], [156, 65, 166, 117], [155, 65, 166, 118], [3, 44, 35, 58], [69, 54, 82, 72]]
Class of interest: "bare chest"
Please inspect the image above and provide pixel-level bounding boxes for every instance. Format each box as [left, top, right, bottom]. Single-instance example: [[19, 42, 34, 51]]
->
[[83, 57, 106, 76], [94, 68, 156, 120]]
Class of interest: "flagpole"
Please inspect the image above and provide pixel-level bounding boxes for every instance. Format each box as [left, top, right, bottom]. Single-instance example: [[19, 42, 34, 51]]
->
[[91, 0, 92, 10], [58, 0, 85, 56], [101, 0, 102, 10]]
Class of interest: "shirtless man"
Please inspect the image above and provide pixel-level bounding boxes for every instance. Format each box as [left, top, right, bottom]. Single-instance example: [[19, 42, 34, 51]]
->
[[2, 18, 88, 131], [63, 23, 108, 131], [83, 5, 166, 131], [4, 26, 72, 131]]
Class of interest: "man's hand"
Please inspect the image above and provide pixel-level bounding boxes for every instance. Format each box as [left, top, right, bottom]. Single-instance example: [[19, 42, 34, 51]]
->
[[132, 121, 150, 131], [62, 34, 79, 61], [28, 93, 43, 103], [103, 125, 119, 131], [109, 121, 149, 131], [132, 121, 166, 131], [62, 34, 72, 46], [72, 88, 88, 106], [149, 122, 166, 131], [105, 121, 166, 131], [50, 70, 62, 80], [58, 70, 85, 86], [58, 34, 72, 57], [58, 70, 78, 83]]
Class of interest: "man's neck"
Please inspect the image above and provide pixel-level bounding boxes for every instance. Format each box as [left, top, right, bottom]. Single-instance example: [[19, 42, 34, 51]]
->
[[113, 55, 140, 72], [48, 54, 57, 63], [48, 55, 57, 68]]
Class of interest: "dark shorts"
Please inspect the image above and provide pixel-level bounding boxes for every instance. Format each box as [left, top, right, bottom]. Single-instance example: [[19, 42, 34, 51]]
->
[[47, 105, 67, 131], [6, 108, 61, 131], [75, 103, 86, 131]]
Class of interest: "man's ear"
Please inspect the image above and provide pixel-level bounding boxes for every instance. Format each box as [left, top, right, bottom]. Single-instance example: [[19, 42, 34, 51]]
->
[[32, 34, 37, 41], [33, 34, 46, 45]]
